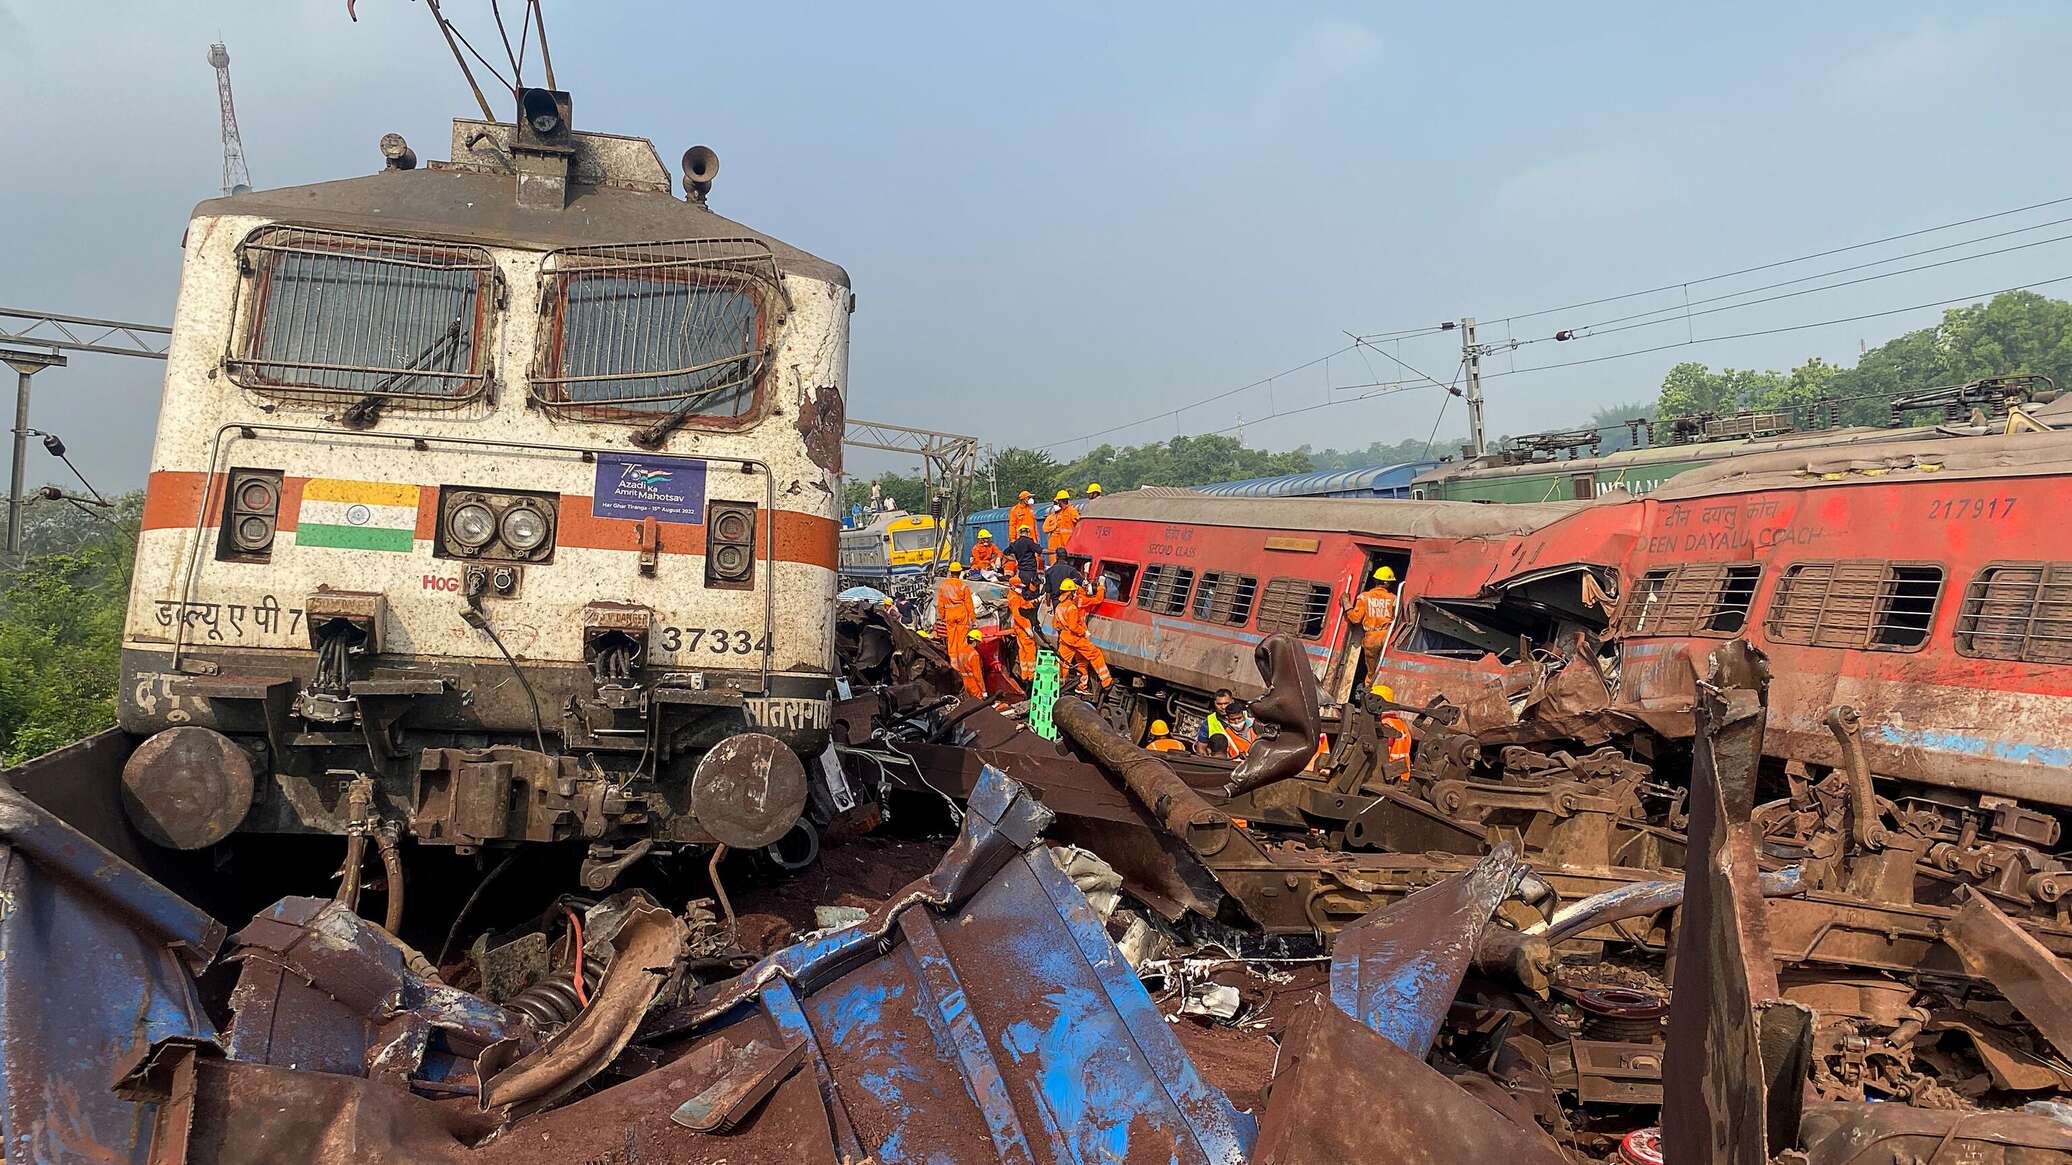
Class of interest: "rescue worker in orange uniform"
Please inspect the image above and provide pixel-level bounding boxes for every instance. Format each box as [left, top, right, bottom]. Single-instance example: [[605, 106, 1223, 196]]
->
[[1044, 489, 1081, 558], [1008, 491, 1039, 554], [1054, 578, 1112, 696], [969, 529, 1002, 574], [1004, 581, 1042, 681], [1146, 719, 1187, 753], [1370, 683, 1413, 782], [935, 562, 975, 645], [1344, 566, 1399, 681], [951, 629, 988, 700]]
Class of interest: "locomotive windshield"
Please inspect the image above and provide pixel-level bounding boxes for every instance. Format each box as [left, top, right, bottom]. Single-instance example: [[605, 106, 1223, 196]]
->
[[891, 527, 937, 553], [533, 238, 783, 436], [231, 227, 492, 405]]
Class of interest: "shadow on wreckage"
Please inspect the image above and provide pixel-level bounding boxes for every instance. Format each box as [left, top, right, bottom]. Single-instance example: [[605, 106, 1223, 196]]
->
[[3, 610, 2072, 1160]]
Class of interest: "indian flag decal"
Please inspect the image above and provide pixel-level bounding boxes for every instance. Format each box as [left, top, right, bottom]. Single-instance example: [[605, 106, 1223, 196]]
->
[[296, 479, 421, 552]]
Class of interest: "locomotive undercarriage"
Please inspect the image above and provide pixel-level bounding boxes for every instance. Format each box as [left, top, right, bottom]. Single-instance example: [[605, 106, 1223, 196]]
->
[[116, 639, 842, 889]]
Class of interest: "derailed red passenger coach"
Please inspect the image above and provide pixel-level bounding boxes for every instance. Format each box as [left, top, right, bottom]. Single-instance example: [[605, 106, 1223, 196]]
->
[[1070, 428, 2072, 813]]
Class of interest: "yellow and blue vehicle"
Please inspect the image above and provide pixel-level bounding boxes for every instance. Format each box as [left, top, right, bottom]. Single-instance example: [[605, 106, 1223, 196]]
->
[[839, 509, 944, 588]]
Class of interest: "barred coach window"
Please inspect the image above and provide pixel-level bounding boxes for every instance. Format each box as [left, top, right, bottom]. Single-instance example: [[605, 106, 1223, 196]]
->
[[231, 226, 492, 410], [534, 239, 787, 440]]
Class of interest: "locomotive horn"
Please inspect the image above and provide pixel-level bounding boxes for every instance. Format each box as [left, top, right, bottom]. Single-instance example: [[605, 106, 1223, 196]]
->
[[682, 145, 720, 203]]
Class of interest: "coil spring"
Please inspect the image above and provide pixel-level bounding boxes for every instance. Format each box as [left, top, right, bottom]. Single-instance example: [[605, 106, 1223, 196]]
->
[[506, 955, 608, 1027]]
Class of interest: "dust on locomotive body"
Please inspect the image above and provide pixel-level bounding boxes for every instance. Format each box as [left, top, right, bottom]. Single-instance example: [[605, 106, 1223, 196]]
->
[[116, 94, 854, 882]]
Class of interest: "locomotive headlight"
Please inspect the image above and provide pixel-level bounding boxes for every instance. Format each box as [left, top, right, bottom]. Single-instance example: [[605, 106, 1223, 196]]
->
[[499, 503, 551, 552], [450, 502, 497, 550]]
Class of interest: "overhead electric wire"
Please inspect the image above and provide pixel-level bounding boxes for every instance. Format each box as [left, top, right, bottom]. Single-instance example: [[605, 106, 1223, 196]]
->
[[1530, 228, 2072, 347], [1350, 192, 2072, 342]]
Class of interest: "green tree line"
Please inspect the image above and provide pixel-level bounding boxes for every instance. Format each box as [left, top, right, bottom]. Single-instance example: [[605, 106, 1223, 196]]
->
[[0, 491, 141, 763]]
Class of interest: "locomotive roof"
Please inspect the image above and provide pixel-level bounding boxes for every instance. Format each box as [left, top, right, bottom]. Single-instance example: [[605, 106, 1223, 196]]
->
[[1080, 487, 1587, 538], [192, 121, 848, 287], [1653, 425, 2072, 498]]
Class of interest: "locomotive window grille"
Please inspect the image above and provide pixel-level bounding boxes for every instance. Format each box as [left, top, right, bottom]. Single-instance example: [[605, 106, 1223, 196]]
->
[[1257, 577, 1331, 639], [1621, 562, 1761, 637], [230, 226, 493, 409], [534, 238, 787, 428], [1764, 560, 1944, 651], [1955, 562, 2072, 664], [1135, 564, 1195, 616], [1191, 572, 1258, 626]]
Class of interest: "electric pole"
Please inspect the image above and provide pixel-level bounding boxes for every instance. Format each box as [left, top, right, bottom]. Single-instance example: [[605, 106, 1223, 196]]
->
[[1460, 316, 1487, 458], [2, 350, 67, 563]]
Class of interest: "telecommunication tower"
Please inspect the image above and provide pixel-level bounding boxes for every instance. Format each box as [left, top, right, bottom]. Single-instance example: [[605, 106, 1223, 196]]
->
[[207, 42, 253, 195]]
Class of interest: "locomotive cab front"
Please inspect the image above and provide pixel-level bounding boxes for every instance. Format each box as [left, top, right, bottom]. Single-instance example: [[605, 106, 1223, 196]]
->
[[116, 94, 852, 886]]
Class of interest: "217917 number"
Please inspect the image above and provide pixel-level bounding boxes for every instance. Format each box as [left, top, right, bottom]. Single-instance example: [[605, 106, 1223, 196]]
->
[[655, 627, 770, 655], [1927, 496, 2017, 520]]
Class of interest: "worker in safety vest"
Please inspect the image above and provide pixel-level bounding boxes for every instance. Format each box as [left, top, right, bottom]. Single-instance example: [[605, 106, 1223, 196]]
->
[[1044, 489, 1081, 557], [1206, 702, 1255, 759], [1054, 578, 1112, 695], [1345, 566, 1399, 679], [1370, 683, 1412, 782], [969, 529, 1002, 574], [1005, 582, 1042, 679], [951, 629, 988, 700], [935, 562, 975, 645], [1146, 719, 1187, 753], [1008, 491, 1039, 553]]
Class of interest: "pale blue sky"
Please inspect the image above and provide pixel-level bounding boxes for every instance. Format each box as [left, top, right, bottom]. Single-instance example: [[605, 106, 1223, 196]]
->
[[5, 2, 2069, 485]]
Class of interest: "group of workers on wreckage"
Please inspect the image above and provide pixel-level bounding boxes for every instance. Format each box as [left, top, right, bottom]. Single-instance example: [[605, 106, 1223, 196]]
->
[[900, 484, 1415, 773]]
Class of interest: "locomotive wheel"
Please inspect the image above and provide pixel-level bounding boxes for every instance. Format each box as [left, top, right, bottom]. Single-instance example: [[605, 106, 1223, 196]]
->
[[120, 726, 256, 850], [691, 732, 809, 850]]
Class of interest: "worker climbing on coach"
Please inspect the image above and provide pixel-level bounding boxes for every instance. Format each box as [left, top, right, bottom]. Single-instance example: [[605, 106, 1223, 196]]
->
[[1054, 578, 1112, 697], [969, 529, 1002, 575], [1146, 719, 1187, 753], [1005, 580, 1042, 682], [1044, 488, 1082, 558], [1370, 683, 1413, 782], [1345, 565, 1399, 683], [936, 561, 975, 645], [1008, 490, 1039, 554], [951, 628, 988, 700]]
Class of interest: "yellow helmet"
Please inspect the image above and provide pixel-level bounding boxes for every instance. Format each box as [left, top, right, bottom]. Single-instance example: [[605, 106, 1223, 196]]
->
[[919, 630, 933, 638], [947, 561, 964, 573], [1017, 523, 1034, 534], [880, 598, 895, 607], [1373, 566, 1397, 582], [1087, 482, 1103, 494], [1055, 489, 1071, 501], [1370, 683, 1396, 702], [1150, 719, 1171, 736], [1060, 578, 1080, 592], [967, 629, 983, 642], [978, 529, 993, 539]]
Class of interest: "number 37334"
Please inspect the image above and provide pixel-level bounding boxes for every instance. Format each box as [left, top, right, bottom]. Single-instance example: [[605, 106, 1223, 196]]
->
[[655, 626, 771, 655]]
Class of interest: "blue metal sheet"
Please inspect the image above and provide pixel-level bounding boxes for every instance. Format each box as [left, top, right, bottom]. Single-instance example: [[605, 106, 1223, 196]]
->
[[0, 786, 220, 1165], [1194, 462, 1440, 499]]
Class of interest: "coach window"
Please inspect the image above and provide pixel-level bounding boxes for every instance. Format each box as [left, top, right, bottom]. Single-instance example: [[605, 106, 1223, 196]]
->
[[1956, 562, 2072, 664], [533, 239, 785, 441], [1764, 560, 1945, 651], [1620, 563, 1761, 636], [230, 226, 493, 412], [1191, 572, 1258, 626], [1257, 578, 1332, 639], [1098, 560, 1139, 603]]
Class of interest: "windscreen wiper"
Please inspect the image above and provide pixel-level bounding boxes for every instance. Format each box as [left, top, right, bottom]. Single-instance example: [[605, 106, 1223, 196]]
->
[[339, 318, 465, 429]]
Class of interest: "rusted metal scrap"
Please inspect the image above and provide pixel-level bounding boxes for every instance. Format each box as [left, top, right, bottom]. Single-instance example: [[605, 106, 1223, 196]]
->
[[1944, 884, 2072, 1064], [1252, 997, 1567, 1165], [1660, 640, 1812, 1165]]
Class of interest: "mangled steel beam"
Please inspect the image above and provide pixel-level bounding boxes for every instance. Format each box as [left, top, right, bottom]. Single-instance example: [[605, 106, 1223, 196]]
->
[[1329, 844, 1526, 1058], [1252, 998, 1566, 1165], [1660, 641, 1811, 1165], [1944, 885, 2072, 1064], [120, 767, 1256, 1164]]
